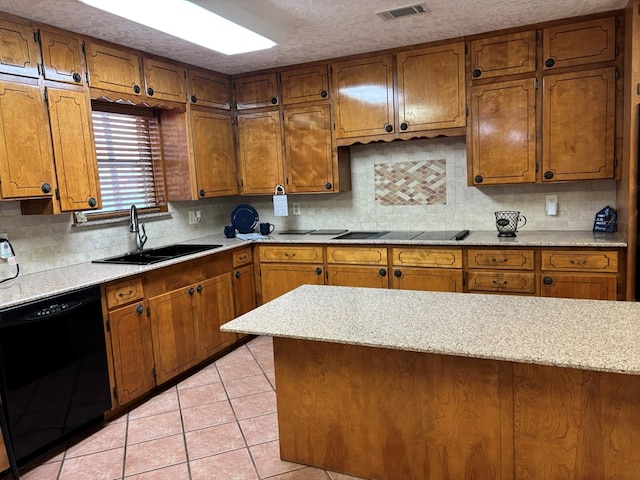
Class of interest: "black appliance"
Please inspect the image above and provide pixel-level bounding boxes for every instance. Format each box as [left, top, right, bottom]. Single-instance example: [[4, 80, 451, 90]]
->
[[0, 286, 111, 465], [412, 230, 470, 241]]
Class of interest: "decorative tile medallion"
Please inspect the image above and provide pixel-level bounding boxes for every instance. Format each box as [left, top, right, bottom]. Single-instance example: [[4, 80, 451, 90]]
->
[[374, 159, 446, 206]]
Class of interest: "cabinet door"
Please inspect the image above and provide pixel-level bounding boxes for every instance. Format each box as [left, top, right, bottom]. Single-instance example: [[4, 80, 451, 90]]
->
[[542, 68, 615, 182], [469, 78, 536, 185], [46, 85, 101, 211], [85, 42, 142, 96], [543, 17, 616, 70], [397, 42, 466, 131], [283, 104, 334, 193], [196, 274, 236, 360], [108, 302, 155, 406], [237, 109, 284, 194], [280, 65, 329, 105], [326, 265, 389, 289], [0, 18, 40, 78], [391, 268, 463, 292], [234, 264, 256, 317], [332, 54, 394, 138], [39, 29, 85, 84], [260, 263, 324, 303], [234, 73, 279, 110], [0, 80, 55, 199], [149, 286, 199, 385], [469, 31, 537, 80], [540, 274, 617, 300], [191, 107, 238, 197], [142, 57, 187, 102], [187, 68, 230, 109]]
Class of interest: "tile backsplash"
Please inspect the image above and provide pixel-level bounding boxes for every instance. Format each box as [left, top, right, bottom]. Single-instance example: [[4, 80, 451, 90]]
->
[[0, 137, 617, 276]]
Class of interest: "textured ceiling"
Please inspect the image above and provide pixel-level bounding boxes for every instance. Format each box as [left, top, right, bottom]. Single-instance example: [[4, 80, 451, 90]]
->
[[0, 0, 628, 75]]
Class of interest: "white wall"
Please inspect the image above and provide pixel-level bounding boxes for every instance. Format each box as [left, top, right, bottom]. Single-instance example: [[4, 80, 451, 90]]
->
[[0, 137, 617, 276]]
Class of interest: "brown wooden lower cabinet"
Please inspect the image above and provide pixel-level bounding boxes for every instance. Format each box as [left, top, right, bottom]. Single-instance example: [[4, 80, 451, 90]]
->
[[326, 265, 389, 288], [260, 263, 324, 302], [274, 337, 640, 480]]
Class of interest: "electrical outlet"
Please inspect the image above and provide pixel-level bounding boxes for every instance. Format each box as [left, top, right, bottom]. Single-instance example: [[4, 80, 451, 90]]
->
[[545, 195, 558, 216], [188, 211, 201, 224], [292, 203, 301, 215]]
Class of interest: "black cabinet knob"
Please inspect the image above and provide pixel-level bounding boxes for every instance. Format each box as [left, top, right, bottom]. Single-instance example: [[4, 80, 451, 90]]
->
[[385, 124, 393, 133], [544, 171, 554, 180], [543, 276, 553, 286], [199, 189, 205, 197], [88, 197, 97, 207], [235, 271, 241, 278], [197, 284, 203, 294], [147, 87, 154, 96], [136, 304, 144, 315], [191, 95, 197, 103], [325, 182, 332, 190], [188, 287, 195, 296], [400, 122, 408, 131], [474, 174, 484, 184], [544, 58, 556, 68], [378, 269, 387, 277], [72, 72, 82, 83], [320, 90, 328, 98], [315, 267, 322, 275], [133, 84, 141, 94], [393, 269, 402, 278], [41, 183, 52, 194], [270, 97, 278, 105], [472, 69, 482, 78]]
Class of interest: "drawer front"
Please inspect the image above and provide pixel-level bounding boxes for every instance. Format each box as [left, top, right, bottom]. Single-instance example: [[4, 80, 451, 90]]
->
[[326, 246, 387, 265], [467, 249, 534, 270], [467, 271, 536, 294], [232, 247, 253, 267], [105, 278, 144, 309], [392, 248, 462, 268], [259, 245, 324, 263], [541, 250, 618, 272]]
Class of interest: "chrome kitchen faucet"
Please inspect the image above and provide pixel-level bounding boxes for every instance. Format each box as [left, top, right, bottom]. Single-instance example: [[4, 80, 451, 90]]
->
[[129, 205, 147, 251]]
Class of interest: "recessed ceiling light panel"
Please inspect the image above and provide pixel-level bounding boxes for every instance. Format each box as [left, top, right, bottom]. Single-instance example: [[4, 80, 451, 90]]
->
[[376, 3, 430, 21]]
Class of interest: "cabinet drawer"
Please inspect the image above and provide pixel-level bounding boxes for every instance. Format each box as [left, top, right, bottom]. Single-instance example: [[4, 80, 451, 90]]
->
[[467, 271, 536, 294], [105, 278, 144, 309], [469, 30, 537, 80], [543, 17, 616, 71], [326, 246, 387, 265], [232, 247, 253, 267], [541, 250, 618, 272], [259, 245, 323, 263], [392, 248, 461, 268], [467, 249, 534, 270]]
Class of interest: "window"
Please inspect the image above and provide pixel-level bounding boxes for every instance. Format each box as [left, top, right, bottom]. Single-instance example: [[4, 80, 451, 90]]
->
[[88, 103, 166, 218]]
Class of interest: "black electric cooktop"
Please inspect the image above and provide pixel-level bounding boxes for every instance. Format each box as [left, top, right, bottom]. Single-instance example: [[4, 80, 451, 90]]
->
[[413, 230, 471, 241]]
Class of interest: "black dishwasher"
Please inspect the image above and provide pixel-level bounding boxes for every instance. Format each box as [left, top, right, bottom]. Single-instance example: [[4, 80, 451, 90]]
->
[[0, 285, 111, 464]]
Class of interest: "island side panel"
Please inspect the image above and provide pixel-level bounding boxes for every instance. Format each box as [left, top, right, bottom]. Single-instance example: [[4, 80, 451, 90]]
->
[[273, 337, 514, 480], [513, 363, 640, 480]]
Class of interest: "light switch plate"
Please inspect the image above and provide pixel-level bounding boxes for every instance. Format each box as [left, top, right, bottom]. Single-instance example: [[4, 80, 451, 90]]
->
[[546, 195, 558, 216]]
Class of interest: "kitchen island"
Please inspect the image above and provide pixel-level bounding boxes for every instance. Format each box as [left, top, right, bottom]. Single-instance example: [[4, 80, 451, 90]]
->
[[222, 285, 640, 480]]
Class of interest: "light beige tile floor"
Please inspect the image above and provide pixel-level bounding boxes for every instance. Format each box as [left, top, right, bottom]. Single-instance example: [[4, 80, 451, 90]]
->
[[9, 336, 365, 480]]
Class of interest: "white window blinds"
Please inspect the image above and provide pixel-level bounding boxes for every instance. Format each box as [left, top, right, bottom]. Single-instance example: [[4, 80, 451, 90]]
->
[[90, 107, 163, 214]]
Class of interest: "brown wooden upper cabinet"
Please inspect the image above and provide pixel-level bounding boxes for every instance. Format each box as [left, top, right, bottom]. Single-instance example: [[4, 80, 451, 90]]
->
[[142, 56, 187, 103], [39, 29, 86, 85], [234, 73, 279, 110], [187, 67, 231, 109], [332, 54, 395, 139], [280, 65, 330, 105], [85, 41, 143, 96], [542, 17, 616, 70], [332, 43, 466, 141], [0, 18, 40, 78], [469, 30, 537, 80]]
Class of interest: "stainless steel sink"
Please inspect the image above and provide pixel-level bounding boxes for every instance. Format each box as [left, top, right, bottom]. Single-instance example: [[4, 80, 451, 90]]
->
[[93, 244, 223, 265]]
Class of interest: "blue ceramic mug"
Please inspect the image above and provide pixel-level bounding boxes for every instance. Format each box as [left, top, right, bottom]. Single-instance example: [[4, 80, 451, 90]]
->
[[260, 223, 275, 235], [224, 225, 236, 238]]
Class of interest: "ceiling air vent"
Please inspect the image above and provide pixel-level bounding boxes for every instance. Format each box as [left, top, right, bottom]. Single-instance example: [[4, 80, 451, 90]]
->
[[376, 3, 430, 21]]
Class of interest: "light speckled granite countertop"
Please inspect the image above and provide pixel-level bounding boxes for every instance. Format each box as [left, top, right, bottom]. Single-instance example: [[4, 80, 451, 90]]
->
[[0, 230, 626, 309], [222, 284, 640, 375]]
